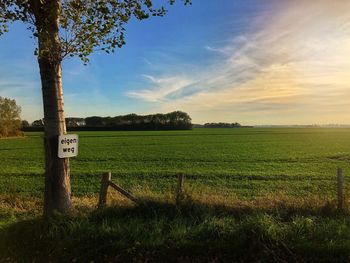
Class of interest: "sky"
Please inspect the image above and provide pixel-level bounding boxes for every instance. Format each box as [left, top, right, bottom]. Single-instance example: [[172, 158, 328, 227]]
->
[[1, 0, 350, 125]]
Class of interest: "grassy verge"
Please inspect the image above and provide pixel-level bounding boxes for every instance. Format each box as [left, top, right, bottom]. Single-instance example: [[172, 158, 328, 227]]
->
[[1, 191, 349, 262]]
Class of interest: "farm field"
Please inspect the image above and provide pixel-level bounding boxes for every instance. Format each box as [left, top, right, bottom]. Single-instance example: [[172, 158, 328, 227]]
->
[[1, 128, 350, 262], [1, 128, 350, 199]]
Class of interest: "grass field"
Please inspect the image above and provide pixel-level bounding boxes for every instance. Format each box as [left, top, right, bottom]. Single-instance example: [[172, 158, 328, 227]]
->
[[1, 128, 350, 262], [1, 128, 350, 198]]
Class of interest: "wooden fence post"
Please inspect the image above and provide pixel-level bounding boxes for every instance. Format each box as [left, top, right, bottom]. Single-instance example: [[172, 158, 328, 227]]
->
[[99, 172, 111, 208], [337, 168, 343, 210], [176, 173, 184, 203]]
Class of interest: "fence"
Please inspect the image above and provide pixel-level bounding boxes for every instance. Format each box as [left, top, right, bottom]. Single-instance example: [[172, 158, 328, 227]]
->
[[98, 169, 347, 211]]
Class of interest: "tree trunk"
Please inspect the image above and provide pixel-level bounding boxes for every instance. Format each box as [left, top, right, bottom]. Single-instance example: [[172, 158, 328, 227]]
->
[[39, 58, 71, 216], [34, 0, 71, 216]]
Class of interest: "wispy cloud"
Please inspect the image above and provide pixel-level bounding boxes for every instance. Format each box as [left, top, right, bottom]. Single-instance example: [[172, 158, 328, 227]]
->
[[127, 74, 194, 102], [128, 0, 350, 124]]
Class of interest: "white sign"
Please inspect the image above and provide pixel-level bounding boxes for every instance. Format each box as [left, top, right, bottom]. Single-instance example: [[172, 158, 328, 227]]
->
[[58, 134, 78, 158]]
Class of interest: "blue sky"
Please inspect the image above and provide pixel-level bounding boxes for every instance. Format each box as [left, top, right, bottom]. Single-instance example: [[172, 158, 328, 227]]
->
[[1, 0, 350, 125]]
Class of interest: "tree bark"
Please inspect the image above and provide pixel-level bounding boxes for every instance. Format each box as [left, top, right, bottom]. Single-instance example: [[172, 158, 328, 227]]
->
[[33, 0, 71, 216], [39, 58, 71, 216]]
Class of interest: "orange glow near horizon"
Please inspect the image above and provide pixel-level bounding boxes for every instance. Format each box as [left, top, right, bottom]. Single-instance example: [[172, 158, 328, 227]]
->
[[135, 0, 350, 124]]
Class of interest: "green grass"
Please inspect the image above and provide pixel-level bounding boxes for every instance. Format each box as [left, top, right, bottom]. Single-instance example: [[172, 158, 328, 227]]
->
[[1, 128, 350, 262], [1, 128, 350, 198], [1, 197, 350, 262]]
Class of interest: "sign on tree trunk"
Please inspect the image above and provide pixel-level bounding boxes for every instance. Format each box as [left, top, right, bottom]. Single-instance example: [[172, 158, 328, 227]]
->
[[58, 134, 78, 158]]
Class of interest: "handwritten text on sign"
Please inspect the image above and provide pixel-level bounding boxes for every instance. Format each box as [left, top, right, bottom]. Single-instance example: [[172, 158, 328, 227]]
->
[[58, 134, 78, 158]]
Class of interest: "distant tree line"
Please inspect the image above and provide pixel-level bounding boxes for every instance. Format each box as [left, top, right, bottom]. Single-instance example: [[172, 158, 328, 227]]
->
[[22, 111, 192, 131], [203, 122, 242, 128], [0, 97, 23, 137]]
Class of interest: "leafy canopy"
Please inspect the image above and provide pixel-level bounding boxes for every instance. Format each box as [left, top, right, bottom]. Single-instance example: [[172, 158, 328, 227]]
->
[[0, 96, 22, 137], [0, 0, 191, 63]]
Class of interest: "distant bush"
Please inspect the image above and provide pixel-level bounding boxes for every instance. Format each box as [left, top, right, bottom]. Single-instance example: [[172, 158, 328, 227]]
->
[[0, 97, 23, 137], [21, 120, 30, 128], [204, 122, 241, 128], [31, 119, 44, 127]]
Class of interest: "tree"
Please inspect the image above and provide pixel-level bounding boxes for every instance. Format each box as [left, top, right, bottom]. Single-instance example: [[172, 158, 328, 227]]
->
[[32, 119, 44, 127], [21, 120, 30, 128], [0, 0, 191, 216], [65, 117, 85, 127], [85, 116, 105, 127], [81, 111, 192, 130], [0, 97, 22, 137]]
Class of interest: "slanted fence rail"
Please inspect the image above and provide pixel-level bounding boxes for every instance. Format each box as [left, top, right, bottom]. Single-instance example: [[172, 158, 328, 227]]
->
[[98, 172, 138, 207]]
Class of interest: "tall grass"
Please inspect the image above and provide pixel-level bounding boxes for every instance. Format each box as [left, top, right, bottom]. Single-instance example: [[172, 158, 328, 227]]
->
[[0, 189, 349, 262]]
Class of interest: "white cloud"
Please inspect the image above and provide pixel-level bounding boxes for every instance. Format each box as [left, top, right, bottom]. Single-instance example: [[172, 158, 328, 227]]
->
[[127, 74, 194, 102], [127, 0, 350, 124]]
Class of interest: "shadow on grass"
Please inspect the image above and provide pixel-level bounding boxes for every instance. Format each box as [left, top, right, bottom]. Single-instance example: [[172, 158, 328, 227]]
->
[[1, 198, 350, 263]]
